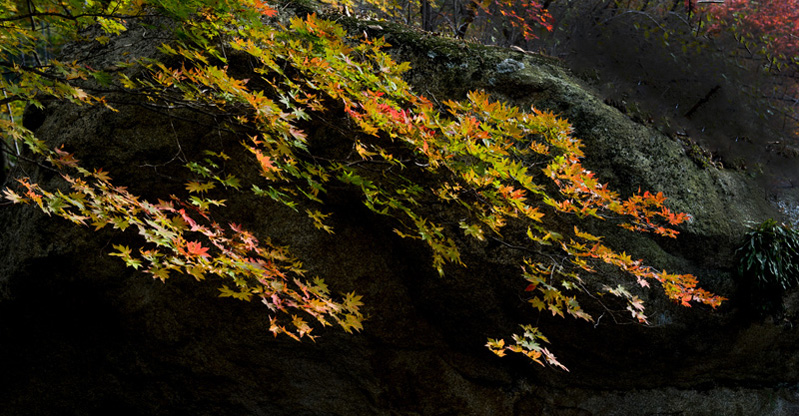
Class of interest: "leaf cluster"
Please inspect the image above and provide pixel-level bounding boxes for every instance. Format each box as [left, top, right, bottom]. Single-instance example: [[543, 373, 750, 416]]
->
[[2, 0, 727, 370], [736, 219, 799, 293]]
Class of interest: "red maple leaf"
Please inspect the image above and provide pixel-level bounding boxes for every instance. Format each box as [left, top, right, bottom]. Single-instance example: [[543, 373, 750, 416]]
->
[[186, 241, 210, 258]]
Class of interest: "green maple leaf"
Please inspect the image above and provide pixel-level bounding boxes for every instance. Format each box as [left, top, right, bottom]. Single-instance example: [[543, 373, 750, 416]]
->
[[529, 297, 546, 311], [186, 181, 216, 194]]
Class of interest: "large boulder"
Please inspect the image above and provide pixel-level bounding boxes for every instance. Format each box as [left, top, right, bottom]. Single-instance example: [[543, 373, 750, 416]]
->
[[1, 6, 796, 415]]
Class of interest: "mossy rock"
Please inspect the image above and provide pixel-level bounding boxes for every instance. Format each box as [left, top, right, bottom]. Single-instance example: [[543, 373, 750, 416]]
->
[[0, 4, 795, 414]]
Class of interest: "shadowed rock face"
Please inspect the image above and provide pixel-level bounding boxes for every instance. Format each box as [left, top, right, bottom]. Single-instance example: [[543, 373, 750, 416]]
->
[[0, 8, 796, 415]]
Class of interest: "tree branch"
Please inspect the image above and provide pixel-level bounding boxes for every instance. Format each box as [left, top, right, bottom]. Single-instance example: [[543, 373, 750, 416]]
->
[[0, 11, 151, 24]]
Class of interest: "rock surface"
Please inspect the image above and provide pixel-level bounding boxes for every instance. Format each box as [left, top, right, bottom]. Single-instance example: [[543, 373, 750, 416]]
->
[[1, 5, 797, 415]]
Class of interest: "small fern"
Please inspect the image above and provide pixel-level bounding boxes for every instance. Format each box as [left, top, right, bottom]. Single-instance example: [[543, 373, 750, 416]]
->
[[735, 219, 799, 315]]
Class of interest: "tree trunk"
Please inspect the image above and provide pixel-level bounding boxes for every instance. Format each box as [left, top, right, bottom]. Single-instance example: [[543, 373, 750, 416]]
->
[[421, 0, 434, 32], [0, 143, 6, 188], [455, 0, 480, 39]]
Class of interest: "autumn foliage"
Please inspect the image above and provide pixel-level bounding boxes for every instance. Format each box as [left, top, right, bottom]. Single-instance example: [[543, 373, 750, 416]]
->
[[694, 0, 799, 62], [1, 0, 725, 370]]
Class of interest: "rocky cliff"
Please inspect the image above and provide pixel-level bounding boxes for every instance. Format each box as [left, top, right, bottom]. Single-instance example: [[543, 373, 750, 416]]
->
[[0, 4, 797, 414]]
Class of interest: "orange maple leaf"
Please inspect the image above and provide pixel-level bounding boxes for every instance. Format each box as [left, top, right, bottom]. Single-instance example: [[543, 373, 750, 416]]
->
[[252, 0, 278, 17]]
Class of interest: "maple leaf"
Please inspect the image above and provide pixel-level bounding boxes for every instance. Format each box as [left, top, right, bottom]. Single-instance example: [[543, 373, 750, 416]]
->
[[150, 267, 171, 282], [459, 222, 486, 241], [93, 168, 112, 182], [219, 285, 238, 299], [3, 188, 28, 204], [340, 313, 363, 333], [289, 128, 307, 142], [186, 265, 206, 281], [312, 277, 330, 295], [354, 142, 376, 160], [306, 209, 334, 234], [125, 258, 143, 270], [573, 226, 602, 241], [292, 315, 313, 338], [186, 241, 210, 258], [186, 181, 216, 194], [218, 174, 241, 190], [49, 146, 79, 168], [253, 150, 278, 175], [343, 292, 364, 312], [72, 87, 89, 101], [523, 206, 544, 222], [629, 295, 645, 312], [485, 339, 507, 357], [548, 302, 564, 318], [680, 294, 693, 307], [529, 297, 546, 311], [251, 0, 278, 17], [110, 244, 132, 258], [267, 317, 288, 338]]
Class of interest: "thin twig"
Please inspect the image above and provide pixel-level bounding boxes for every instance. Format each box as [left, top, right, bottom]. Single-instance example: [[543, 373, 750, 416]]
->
[[1, 89, 21, 155]]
